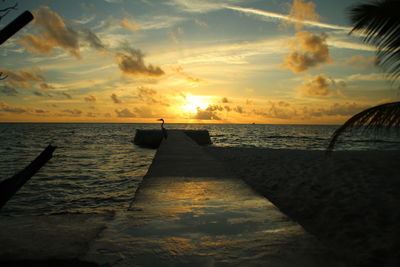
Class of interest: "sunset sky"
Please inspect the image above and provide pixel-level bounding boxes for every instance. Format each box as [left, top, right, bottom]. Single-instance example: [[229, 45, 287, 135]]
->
[[0, 0, 397, 124]]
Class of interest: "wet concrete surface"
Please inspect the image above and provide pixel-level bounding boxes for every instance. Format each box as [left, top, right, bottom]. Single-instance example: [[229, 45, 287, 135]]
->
[[83, 131, 349, 266], [0, 214, 112, 263]]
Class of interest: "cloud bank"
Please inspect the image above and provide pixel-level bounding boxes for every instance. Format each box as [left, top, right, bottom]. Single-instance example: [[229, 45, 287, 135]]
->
[[20, 6, 81, 58], [116, 44, 164, 77]]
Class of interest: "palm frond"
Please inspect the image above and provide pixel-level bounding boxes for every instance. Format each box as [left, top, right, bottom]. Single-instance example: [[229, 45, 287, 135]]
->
[[326, 101, 400, 152], [349, 0, 400, 83]]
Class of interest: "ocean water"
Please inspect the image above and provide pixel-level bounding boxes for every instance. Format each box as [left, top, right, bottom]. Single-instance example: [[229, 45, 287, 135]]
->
[[1, 123, 399, 216]]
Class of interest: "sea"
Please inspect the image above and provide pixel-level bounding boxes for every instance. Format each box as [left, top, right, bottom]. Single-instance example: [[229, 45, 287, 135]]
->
[[1, 123, 399, 216]]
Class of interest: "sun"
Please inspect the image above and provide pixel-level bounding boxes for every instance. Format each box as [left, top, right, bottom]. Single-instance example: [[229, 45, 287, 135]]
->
[[181, 95, 210, 113]]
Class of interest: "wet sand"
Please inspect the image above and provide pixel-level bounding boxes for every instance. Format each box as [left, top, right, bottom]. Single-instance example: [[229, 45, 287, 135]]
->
[[205, 147, 400, 266]]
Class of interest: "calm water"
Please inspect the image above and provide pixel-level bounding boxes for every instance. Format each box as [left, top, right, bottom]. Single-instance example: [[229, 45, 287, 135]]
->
[[1, 123, 399, 216]]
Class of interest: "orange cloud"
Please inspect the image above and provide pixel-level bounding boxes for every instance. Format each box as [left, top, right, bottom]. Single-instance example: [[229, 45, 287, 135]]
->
[[62, 109, 82, 116], [0, 67, 45, 88], [0, 101, 28, 114], [298, 74, 331, 96], [345, 55, 377, 69], [20, 6, 80, 58], [287, 0, 320, 30], [116, 44, 164, 77], [120, 18, 142, 33], [282, 31, 332, 73]]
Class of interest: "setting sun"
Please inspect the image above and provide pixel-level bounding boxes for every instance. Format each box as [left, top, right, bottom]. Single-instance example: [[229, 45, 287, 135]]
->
[[0, 0, 393, 125], [181, 95, 210, 114]]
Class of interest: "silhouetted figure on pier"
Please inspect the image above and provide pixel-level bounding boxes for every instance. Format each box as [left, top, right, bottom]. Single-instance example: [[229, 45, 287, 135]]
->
[[158, 118, 168, 139]]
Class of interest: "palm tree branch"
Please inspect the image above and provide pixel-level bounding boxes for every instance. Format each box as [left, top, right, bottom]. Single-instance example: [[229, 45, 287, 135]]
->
[[326, 101, 400, 152], [349, 0, 400, 83]]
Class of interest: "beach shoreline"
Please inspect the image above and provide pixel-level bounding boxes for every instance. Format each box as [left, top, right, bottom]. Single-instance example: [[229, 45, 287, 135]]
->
[[205, 147, 400, 266]]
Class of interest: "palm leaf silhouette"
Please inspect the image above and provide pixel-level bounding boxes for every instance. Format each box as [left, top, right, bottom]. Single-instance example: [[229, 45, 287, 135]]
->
[[327, 0, 400, 152], [349, 0, 400, 82], [327, 101, 400, 152]]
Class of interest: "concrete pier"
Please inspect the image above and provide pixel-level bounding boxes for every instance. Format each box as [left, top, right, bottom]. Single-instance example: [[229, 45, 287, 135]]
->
[[83, 131, 348, 266], [133, 129, 212, 148], [0, 130, 348, 266]]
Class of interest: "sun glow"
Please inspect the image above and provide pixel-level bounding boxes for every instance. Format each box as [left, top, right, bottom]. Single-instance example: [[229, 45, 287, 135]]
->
[[181, 95, 210, 113]]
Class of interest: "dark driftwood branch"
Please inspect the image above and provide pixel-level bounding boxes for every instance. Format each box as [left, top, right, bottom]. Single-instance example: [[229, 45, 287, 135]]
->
[[0, 144, 56, 210]]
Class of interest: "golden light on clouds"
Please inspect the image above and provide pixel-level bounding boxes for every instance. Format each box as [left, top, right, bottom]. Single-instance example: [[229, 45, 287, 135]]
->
[[0, 1, 388, 124], [181, 95, 210, 114]]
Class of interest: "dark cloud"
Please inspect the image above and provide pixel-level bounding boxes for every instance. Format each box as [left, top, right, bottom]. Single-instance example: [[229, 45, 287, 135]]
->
[[0, 101, 28, 114], [222, 97, 229, 103], [206, 105, 224, 112], [0, 85, 18, 96], [234, 106, 244, 113], [34, 91, 44, 96], [282, 31, 332, 73], [115, 108, 135, 118], [80, 27, 106, 51], [39, 82, 54, 90], [0, 67, 45, 88], [111, 93, 122, 104], [86, 112, 98, 117], [20, 6, 80, 58], [62, 109, 82, 116], [60, 92, 72, 99], [193, 105, 224, 120], [253, 101, 295, 119], [194, 107, 221, 120], [132, 106, 156, 118], [314, 102, 369, 117], [173, 65, 203, 83], [84, 95, 96, 103], [116, 43, 164, 77], [136, 86, 169, 106]]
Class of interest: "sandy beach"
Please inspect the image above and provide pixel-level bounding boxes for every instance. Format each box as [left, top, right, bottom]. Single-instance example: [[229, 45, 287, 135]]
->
[[205, 147, 400, 266]]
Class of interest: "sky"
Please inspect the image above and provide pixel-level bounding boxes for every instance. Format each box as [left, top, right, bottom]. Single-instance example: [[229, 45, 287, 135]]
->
[[0, 0, 397, 124]]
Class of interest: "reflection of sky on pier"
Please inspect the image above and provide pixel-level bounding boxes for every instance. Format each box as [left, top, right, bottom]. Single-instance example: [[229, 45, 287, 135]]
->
[[1, 0, 395, 124], [84, 175, 323, 266]]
